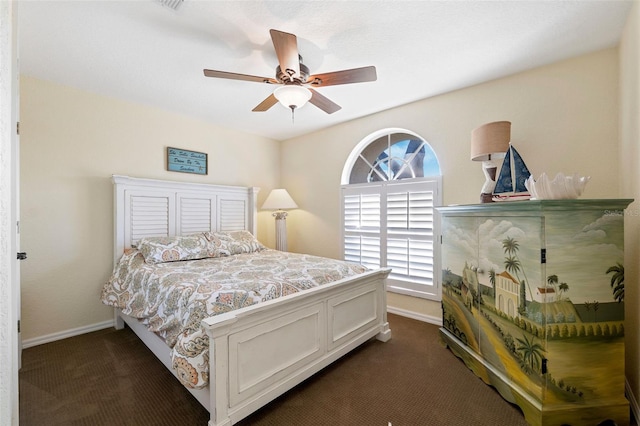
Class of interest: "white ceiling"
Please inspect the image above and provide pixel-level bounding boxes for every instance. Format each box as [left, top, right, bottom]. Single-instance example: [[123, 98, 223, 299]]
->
[[18, 0, 633, 141]]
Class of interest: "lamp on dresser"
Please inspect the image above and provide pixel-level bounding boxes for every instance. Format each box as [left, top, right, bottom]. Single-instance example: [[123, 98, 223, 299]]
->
[[261, 188, 298, 251], [471, 120, 511, 203]]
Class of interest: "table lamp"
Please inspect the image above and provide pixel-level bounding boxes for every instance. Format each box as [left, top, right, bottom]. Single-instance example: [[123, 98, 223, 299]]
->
[[471, 121, 511, 203], [261, 188, 298, 251]]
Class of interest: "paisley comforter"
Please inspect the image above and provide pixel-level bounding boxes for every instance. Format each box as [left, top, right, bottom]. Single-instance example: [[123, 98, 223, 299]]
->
[[101, 249, 367, 389]]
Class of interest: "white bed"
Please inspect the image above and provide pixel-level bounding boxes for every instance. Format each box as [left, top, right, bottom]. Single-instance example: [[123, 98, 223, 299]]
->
[[109, 175, 391, 426]]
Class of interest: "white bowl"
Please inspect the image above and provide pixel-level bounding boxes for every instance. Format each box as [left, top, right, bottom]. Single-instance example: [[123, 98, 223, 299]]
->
[[525, 173, 590, 200]]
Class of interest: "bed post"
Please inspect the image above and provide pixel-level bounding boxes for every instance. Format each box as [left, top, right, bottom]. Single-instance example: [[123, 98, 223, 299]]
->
[[114, 310, 125, 330], [112, 175, 127, 330], [248, 187, 259, 236], [376, 269, 392, 342], [112, 175, 127, 264], [204, 317, 237, 426]]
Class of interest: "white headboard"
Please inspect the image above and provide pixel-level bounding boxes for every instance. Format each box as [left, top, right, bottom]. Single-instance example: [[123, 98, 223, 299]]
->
[[113, 175, 259, 263]]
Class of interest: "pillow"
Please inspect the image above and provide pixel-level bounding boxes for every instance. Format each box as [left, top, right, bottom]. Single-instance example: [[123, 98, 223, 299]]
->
[[137, 233, 213, 264], [202, 232, 232, 258], [204, 230, 266, 255]]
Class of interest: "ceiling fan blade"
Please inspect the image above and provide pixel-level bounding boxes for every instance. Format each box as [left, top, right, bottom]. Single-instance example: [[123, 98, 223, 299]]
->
[[270, 29, 300, 81], [308, 88, 341, 114], [252, 93, 279, 112], [203, 69, 278, 84], [307, 66, 377, 87]]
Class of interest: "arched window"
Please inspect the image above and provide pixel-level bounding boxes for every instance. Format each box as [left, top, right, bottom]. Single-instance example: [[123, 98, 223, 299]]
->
[[341, 129, 442, 300]]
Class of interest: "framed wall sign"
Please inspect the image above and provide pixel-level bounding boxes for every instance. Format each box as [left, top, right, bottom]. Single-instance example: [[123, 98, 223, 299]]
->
[[167, 147, 208, 175]]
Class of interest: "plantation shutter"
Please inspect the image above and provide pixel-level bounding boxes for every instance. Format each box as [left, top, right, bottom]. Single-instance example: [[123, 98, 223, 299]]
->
[[386, 182, 435, 289], [342, 185, 382, 270], [341, 179, 439, 300]]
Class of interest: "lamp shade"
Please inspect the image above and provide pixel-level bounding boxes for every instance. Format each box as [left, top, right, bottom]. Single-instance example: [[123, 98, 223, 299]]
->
[[261, 189, 298, 210], [470, 121, 511, 161], [274, 85, 312, 110]]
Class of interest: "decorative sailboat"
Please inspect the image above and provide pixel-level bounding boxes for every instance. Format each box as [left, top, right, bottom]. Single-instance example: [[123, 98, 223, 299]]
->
[[492, 144, 532, 202]]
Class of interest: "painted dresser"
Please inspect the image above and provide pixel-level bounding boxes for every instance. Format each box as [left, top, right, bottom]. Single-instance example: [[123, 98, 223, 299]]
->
[[436, 199, 633, 426]]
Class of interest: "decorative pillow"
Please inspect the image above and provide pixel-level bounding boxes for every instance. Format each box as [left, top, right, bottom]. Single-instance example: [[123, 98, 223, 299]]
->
[[203, 230, 266, 255], [137, 233, 213, 264], [226, 230, 266, 254], [202, 232, 232, 258]]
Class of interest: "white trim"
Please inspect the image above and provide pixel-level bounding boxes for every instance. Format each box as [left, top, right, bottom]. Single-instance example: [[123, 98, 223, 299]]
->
[[0, 2, 19, 425], [21, 320, 114, 349], [387, 305, 443, 326]]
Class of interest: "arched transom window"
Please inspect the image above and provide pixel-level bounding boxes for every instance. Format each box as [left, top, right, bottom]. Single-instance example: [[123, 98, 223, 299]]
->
[[348, 133, 441, 184], [341, 129, 442, 300]]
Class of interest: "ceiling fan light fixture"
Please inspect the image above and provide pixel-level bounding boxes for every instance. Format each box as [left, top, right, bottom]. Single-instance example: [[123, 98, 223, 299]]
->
[[274, 85, 312, 110]]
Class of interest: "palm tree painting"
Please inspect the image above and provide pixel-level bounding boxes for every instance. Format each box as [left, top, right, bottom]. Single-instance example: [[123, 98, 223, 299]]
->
[[502, 237, 534, 300], [546, 275, 569, 301], [606, 263, 624, 302], [502, 236, 520, 254], [516, 333, 544, 374], [558, 282, 569, 300], [504, 256, 521, 279], [547, 274, 558, 299]]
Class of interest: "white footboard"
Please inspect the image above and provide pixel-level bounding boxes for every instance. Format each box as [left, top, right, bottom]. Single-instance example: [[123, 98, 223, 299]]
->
[[202, 268, 391, 426]]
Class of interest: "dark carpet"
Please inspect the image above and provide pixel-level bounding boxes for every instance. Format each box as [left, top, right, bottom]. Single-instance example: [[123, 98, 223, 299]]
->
[[20, 314, 532, 425]]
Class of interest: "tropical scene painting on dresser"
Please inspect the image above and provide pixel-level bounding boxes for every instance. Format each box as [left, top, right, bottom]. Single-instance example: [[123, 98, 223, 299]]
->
[[440, 208, 625, 413]]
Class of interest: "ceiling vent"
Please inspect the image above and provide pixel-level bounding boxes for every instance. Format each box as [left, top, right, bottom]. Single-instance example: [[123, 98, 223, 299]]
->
[[156, 0, 184, 11]]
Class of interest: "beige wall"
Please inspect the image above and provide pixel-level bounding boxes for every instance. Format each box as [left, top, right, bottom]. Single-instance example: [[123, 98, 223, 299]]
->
[[620, 0, 640, 415], [281, 48, 621, 320], [19, 76, 281, 341]]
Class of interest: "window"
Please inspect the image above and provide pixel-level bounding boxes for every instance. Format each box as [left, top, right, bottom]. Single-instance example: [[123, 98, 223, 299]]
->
[[341, 129, 442, 300]]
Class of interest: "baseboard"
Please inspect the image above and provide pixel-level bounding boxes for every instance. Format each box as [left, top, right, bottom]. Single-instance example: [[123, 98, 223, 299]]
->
[[22, 320, 114, 349], [627, 378, 640, 423], [387, 306, 443, 326]]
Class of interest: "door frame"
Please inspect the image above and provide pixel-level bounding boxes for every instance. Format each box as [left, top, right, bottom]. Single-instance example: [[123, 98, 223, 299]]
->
[[0, 1, 20, 425]]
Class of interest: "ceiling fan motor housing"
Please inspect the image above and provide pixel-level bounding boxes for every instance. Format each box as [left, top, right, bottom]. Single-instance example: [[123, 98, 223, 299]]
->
[[276, 59, 310, 84]]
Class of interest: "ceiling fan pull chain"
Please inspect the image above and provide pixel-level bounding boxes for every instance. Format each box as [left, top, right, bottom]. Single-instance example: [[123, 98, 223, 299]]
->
[[290, 106, 295, 124]]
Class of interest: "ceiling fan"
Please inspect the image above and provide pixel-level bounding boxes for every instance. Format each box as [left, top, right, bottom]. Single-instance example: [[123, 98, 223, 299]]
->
[[203, 29, 377, 116]]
